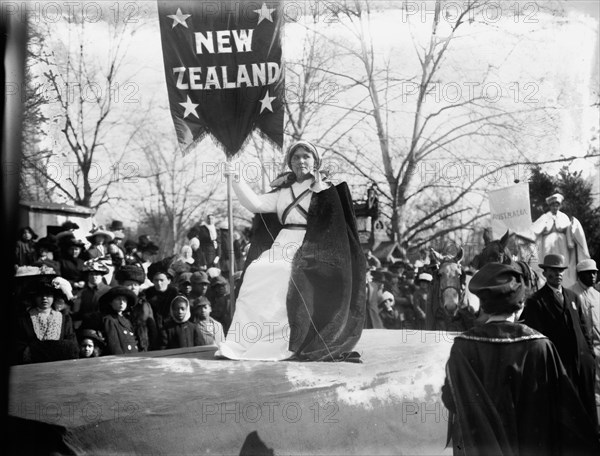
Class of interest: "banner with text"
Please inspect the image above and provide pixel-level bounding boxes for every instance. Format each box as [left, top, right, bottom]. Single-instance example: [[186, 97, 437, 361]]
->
[[157, 1, 284, 156], [488, 183, 534, 240]]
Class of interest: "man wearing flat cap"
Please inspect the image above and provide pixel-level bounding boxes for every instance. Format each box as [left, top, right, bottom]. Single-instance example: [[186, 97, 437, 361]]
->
[[570, 259, 600, 410], [521, 253, 598, 429], [532, 192, 590, 287], [442, 263, 599, 455]]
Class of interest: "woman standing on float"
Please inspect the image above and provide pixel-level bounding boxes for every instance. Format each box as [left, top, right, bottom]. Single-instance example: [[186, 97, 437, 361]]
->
[[216, 141, 366, 361]]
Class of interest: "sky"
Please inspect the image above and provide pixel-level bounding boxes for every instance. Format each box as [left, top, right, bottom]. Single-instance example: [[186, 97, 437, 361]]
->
[[19, 0, 600, 227]]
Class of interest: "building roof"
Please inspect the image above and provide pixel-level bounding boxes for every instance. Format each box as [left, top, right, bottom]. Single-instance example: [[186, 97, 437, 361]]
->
[[20, 200, 95, 216]]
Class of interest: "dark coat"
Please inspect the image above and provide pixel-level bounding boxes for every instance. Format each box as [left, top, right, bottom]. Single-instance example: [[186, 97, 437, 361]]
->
[[72, 283, 111, 322], [145, 286, 179, 328], [364, 282, 384, 329], [59, 257, 85, 283], [243, 182, 366, 361], [521, 285, 597, 427], [188, 224, 217, 266], [124, 293, 158, 352], [442, 322, 599, 455], [102, 314, 138, 355], [13, 310, 78, 364], [160, 319, 202, 349], [15, 240, 36, 266]]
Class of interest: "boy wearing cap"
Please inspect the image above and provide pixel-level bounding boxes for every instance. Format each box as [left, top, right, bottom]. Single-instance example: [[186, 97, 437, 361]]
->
[[191, 297, 225, 346], [521, 253, 598, 429], [570, 259, 600, 409], [442, 263, 599, 455], [189, 271, 210, 300]]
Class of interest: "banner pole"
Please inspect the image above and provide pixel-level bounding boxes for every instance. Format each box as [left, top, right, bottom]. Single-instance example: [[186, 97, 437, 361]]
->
[[226, 156, 236, 316]]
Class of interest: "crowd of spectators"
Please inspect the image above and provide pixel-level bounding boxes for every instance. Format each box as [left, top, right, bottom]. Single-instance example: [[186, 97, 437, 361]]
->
[[11, 219, 238, 364]]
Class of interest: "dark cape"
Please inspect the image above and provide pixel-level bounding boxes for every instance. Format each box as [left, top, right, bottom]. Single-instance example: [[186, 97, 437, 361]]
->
[[242, 182, 366, 361], [442, 322, 599, 456]]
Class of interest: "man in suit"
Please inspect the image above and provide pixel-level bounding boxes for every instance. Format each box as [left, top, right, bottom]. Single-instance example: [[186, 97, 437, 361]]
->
[[521, 253, 598, 429]]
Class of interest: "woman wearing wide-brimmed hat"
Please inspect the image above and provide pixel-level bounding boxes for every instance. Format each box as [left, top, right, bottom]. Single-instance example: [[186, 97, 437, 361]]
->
[[82, 227, 115, 260], [13, 270, 79, 364], [58, 235, 87, 289], [216, 140, 366, 361]]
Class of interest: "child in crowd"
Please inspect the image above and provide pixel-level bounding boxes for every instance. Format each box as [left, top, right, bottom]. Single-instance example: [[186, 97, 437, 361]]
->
[[100, 287, 138, 355], [77, 329, 105, 358], [115, 264, 158, 352], [378, 291, 403, 329], [191, 296, 224, 346], [160, 295, 202, 349]]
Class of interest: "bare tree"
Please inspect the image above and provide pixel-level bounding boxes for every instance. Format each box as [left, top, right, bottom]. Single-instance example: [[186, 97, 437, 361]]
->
[[24, 13, 147, 208], [284, 0, 580, 249], [134, 133, 220, 256], [19, 21, 55, 202]]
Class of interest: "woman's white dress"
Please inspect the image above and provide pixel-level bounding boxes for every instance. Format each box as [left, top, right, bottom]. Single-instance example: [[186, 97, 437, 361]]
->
[[216, 179, 313, 361]]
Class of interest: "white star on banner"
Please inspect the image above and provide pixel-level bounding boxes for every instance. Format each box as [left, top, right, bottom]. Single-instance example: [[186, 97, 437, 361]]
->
[[167, 8, 191, 28], [253, 3, 275, 25], [259, 91, 276, 113], [180, 95, 199, 119]]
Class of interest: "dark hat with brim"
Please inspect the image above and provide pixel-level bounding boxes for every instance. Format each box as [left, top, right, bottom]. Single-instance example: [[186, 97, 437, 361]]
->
[[123, 239, 137, 250], [99, 286, 137, 313], [469, 263, 525, 315], [61, 221, 80, 231], [190, 271, 210, 284], [115, 265, 146, 284], [138, 242, 159, 254], [58, 233, 85, 248], [77, 328, 106, 348], [109, 220, 125, 231], [35, 237, 58, 253], [147, 263, 174, 281], [178, 272, 193, 286], [539, 253, 568, 270]]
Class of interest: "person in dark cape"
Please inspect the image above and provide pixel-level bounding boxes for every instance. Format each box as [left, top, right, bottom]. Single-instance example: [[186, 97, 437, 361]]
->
[[215, 140, 366, 361], [442, 262, 599, 455]]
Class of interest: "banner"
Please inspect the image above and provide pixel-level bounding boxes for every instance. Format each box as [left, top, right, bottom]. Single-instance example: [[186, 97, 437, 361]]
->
[[488, 183, 534, 240], [157, 1, 284, 156]]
